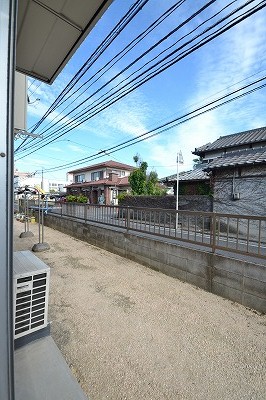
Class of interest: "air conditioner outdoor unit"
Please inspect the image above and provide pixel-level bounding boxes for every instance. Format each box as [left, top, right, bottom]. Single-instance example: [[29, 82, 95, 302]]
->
[[13, 251, 50, 339]]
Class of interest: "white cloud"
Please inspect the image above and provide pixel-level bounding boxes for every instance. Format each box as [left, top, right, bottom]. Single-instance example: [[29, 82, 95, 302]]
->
[[141, 7, 266, 178], [23, 3, 266, 181], [67, 144, 87, 153]]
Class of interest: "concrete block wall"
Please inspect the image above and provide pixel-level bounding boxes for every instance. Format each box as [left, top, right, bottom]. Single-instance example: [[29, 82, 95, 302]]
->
[[119, 195, 213, 212], [45, 214, 266, 313]]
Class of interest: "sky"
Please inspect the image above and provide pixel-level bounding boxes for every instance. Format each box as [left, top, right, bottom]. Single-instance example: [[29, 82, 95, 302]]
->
[[14, 0, 266, 182]]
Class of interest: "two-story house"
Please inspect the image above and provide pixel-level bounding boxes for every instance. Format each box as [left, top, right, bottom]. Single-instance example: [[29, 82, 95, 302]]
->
[[66, 160, 135, 205]]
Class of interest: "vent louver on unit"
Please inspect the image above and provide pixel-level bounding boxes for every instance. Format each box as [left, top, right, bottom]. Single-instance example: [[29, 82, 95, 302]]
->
[[13, 251, 50, 339]]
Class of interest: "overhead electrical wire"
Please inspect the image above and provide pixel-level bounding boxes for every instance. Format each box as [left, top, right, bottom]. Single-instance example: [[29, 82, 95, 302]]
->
[[16, 3, 254, 156], [35, 80, 266, 173], [18, 0, 263, 154], [27, 0, 254, 141], [28, 80, 42, 97], [27, 79, 36, 90], [19, 0, 217, 148], [16, 75, 266, 172], [15, 0, 265, 157], [16, 0, 186, 153], [33, 0, 187, 135], [15, 0, 151, 152], [14, 0, 240, 154], [50, 0, 249, 132], [30, 0, 150, 132], [89, 66, 266, 151]]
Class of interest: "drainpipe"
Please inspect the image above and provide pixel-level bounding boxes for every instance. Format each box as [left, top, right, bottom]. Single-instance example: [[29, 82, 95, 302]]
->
[[0, 1, 16, 398]]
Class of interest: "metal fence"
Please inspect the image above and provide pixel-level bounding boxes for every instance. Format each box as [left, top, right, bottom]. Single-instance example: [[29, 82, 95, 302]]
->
[[48, 203, 266, 259]]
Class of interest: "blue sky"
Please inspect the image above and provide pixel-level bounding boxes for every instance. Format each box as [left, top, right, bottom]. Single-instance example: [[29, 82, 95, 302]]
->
[[14, 0, 266, 182]]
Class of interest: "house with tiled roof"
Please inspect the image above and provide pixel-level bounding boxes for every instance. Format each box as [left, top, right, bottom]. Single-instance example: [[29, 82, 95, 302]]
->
[[193, 126, 266, 216], [160, 126, 266, 216], [66, 160, 134, 205], [160, 167, 211, 196]]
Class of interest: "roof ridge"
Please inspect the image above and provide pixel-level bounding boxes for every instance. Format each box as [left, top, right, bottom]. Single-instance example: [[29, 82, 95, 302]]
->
[[218, 126, 266, 139]]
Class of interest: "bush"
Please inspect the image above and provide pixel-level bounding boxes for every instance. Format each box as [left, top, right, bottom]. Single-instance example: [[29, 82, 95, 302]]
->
[[66, 194, 88, 203], [117, 192, 128, 203], [66, 195, 77, 202], [76, 195, 88, 203]]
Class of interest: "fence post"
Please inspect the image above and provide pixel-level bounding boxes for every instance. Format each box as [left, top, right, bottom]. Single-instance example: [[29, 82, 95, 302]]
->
[[60, 202, 63, 217], [211, 213, 216, 253], [84, 204, 87, 221], [126, 206, 130, 232]]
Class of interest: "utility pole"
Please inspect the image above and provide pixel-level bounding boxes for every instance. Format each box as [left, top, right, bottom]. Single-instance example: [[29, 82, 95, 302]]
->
[[176, 150, 184, 229], [41, 168, 44, 190]]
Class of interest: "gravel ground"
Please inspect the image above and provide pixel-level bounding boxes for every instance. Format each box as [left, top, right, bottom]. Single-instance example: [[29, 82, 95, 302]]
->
[[14, 220, 266, 400]]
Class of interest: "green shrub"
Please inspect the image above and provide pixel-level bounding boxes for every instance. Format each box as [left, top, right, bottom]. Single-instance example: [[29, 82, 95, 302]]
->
[[66, 194, 88, 203], [117, 192, 128, 203], [76, 195, 88, 203], [66, 195, 77, 202]]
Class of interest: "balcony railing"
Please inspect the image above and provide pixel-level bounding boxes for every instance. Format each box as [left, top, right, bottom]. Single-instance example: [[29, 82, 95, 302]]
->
[[48, 203, 266, 259]]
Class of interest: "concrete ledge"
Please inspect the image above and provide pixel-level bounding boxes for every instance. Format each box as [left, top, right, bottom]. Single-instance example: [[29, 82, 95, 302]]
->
[[15, 335, 88, 400]]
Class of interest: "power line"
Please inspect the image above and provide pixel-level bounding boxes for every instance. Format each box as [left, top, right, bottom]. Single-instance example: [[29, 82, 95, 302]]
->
[[15, 0, 151, 153], [16, 0, 265, 157], [32, 0, 187, 136], [22, 2, 263, 156], [31, 0, 150, 132], [20, 75, 266, 173], [25, 0, 218, 140], [16, 0, 187, 153]]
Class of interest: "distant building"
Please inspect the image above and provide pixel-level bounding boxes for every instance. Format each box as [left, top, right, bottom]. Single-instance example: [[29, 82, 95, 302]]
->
[[14, 169, 69, 194], [66, 160, 135, 205]]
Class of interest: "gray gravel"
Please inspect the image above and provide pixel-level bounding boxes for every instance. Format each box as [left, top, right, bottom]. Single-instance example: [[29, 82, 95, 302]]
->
[[14, 220, 266, 400]]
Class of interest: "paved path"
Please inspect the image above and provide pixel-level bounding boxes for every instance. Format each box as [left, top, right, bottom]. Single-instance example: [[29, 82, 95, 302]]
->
[[14, 220, 266, 400]]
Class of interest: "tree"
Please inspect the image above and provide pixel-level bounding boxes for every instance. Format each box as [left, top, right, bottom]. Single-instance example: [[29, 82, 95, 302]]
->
[[133, 153, 140, 167], [128, 161, 147, 195], [129, 157, 165, 195], [146, 170, 158, 195]]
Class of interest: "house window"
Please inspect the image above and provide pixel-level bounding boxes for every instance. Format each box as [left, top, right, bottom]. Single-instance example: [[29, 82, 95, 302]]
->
[[74, 174, 85, 183], [121, 171, 125, 176], [91, 171, 103, 181]]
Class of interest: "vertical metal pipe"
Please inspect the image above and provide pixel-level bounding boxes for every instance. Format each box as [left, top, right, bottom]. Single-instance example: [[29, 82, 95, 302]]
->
[[236, 218, 239, 250], [247, 218, 250, 252], [212, 214, 217, 253], [41, 197, 44, 243], [126, 207, 129, 232], [258, 219, 262, 256], [0, 1, 16, 398], [23, 194, 27, 232], [38, 192, 41, 243]]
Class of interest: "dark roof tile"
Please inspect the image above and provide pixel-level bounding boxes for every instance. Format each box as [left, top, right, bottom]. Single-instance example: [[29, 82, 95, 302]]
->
[[160, 167, 209, 182], [194, 127, 266, 154], [203, 148, 266, 170]]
